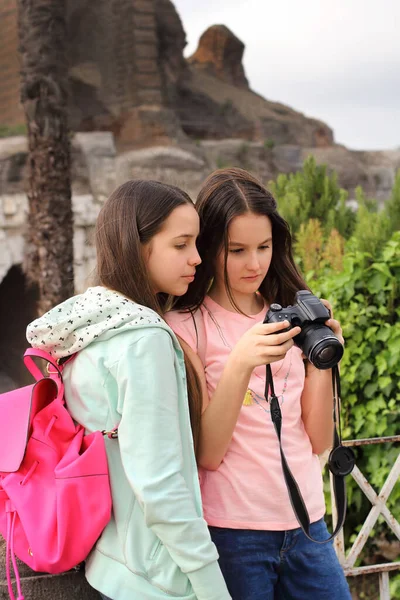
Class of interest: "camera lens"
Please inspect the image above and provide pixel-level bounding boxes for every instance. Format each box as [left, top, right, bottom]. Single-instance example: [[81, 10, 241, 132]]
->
[[318, 345, 336, 364], [301, 324, 344, 370], [310, 339, 343, 369]]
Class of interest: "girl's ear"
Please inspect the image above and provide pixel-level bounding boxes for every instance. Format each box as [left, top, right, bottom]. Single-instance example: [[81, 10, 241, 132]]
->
[[142, 240, 152, 262]]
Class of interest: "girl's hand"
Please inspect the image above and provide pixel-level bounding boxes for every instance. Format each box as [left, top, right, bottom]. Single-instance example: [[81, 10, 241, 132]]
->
[[321, 299, 344, 346], [229, 320, 301, 373]]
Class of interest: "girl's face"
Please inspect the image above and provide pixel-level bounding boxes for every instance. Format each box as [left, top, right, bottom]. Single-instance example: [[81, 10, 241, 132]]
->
[[145, 204, 201, 296], [215, 212, 273, 299]]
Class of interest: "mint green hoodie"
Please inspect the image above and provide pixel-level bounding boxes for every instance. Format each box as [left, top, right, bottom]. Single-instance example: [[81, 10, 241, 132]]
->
[[26, 286, 230, 600]]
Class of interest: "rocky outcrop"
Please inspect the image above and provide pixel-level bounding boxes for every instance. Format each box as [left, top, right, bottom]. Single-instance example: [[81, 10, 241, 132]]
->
[[0, 0, 334, 149], [188, 25, 249, 89], [171, 22, 334, 145], [177, 65, 334, 146], [154, 0, 190, 106], [66, 0, 185, 149]]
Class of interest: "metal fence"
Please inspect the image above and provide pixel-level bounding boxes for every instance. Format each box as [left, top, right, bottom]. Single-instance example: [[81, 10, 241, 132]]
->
[[330, 436, 400, 599]]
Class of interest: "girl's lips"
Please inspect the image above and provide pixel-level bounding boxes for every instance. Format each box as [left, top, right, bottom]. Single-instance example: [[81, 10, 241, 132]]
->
[[182, 275, 195, 281], [243, 275, 261, 280]]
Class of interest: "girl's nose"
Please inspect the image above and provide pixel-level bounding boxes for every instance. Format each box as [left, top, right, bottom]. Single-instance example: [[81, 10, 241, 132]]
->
[[190, 248, 202, 266], [247, 253, 260, 270]]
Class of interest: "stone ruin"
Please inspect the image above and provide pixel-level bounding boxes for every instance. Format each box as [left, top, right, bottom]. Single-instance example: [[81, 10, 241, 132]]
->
[[1, 0, 334, 147]]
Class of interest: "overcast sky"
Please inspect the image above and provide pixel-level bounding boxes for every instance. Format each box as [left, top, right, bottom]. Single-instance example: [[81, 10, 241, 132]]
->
[[174, 0, 400, 150]]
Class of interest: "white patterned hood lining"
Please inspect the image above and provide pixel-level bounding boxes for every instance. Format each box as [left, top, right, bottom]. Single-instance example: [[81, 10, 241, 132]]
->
[[26, 286, 168, 359]]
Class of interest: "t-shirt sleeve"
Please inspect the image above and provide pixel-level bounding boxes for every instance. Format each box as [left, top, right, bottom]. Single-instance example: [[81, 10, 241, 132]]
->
[[165, 310, 198, 353]]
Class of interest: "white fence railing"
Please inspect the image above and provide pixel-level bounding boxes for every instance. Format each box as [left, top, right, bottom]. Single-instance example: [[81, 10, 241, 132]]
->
[[330, 436, 400, 600]]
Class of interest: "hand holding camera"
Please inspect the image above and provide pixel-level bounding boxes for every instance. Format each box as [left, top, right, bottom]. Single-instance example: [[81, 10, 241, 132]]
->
[[229, 319, 301, 374], [263, 291, 344, 370], [319, 299, 344, 347]]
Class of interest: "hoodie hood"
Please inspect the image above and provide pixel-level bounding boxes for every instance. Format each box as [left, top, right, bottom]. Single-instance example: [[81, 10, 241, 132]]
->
[[27, 286, 170, 359]]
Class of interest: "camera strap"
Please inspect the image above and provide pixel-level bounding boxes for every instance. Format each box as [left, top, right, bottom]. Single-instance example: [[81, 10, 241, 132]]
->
[[265, 363, 355, 543]]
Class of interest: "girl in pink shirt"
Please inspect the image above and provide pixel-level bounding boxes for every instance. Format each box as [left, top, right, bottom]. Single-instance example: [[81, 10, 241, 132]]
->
[[166, 168, 351, 600]]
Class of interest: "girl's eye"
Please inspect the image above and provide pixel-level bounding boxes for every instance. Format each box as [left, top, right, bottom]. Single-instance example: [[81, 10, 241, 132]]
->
[[229, 246, 270, 253], [175, 244, 187, 250]]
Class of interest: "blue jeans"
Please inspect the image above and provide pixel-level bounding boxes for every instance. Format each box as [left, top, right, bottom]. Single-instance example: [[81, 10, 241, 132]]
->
[[209, 519, 351, 600]]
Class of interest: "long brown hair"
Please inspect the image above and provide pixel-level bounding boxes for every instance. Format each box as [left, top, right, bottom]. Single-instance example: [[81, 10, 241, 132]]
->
[[95, 179, 202, 453], [174, 167, 309, 312]]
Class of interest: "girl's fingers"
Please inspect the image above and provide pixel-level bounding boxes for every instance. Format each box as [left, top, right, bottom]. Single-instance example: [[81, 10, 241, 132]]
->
[[326, 319, 344, 345], [326, 318, 341, 335], [259, 326, 301, 346], [255, 321, 292, 334], [321, 299, 333, 317], [262, 338, 295, 357]]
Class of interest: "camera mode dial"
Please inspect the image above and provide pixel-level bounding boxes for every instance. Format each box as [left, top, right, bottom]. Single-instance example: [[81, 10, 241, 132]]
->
[[270, 303, 282, 311]]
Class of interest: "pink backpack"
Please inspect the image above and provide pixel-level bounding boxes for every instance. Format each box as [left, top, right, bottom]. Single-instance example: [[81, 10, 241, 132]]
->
[[0, 348, 114, 600]]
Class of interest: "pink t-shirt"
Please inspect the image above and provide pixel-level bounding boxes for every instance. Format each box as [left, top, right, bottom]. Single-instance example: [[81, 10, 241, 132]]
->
[[166, 296, 325, 531]]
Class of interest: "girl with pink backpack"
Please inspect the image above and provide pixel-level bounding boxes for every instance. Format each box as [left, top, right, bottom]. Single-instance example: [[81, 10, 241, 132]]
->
[[26, 181, 231, 600]]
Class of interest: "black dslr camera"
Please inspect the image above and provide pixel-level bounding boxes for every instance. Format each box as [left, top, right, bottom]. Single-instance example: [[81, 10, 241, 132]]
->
[[264, 290, 344, 370]]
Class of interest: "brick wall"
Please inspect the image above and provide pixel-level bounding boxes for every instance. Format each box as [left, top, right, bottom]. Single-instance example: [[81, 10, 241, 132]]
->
[[0, 0, 168, 142], [0, 0, 24, 127]]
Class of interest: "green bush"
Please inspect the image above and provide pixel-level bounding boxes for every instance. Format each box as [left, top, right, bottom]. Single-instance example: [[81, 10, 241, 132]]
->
[[348, 187, 392, 257], [386, 170, 400, 233], [264, 138, 275, 150], [270, 155, 356, 239], [273, 157, 400, 281], [310, 232, 400, 582], [270, 159, 400, 594]]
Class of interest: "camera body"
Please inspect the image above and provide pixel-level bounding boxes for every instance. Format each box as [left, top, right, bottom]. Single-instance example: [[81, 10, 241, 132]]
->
[[263, 290, 344, 369]]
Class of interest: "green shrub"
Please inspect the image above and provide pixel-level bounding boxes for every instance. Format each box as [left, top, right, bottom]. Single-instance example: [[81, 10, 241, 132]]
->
[[264, 138, 275, 150], [218, 99, 234, 116], [270, 159, 400, 595], [310, 232, 400, 566], [386, 170, 400, 233], [348, 187, 392, 258], [272, 159, 400, 280], [270, 155, 356, 239]]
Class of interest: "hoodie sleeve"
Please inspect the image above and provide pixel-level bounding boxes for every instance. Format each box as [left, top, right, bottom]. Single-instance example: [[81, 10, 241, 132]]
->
[[111, 329, 230, 600]]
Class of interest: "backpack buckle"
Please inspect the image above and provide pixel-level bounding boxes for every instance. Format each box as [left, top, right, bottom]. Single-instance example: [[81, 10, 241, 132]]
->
[[46, 362, 61, 376], [102, 428, 118, 439]]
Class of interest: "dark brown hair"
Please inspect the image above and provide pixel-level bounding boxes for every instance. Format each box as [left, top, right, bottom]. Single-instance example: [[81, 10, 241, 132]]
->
[[95, 179, 202, 453], [174, 167, 309, 312]]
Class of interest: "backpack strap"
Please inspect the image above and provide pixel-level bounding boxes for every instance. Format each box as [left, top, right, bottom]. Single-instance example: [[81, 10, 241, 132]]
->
[[23, 349, 76, 404], [24, 348, 62, 381]]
